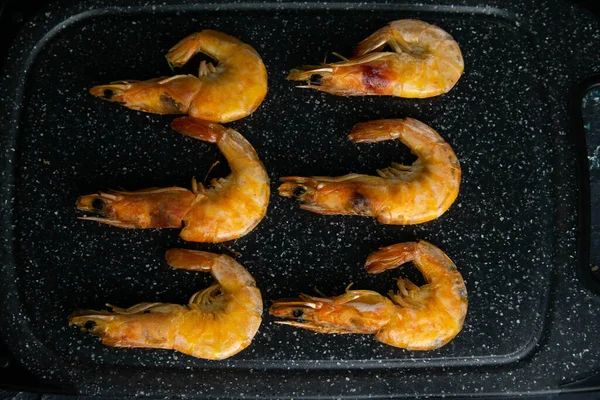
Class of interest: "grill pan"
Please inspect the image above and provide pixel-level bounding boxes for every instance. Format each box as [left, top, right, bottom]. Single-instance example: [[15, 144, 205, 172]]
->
[[1, 0, 600, 397]]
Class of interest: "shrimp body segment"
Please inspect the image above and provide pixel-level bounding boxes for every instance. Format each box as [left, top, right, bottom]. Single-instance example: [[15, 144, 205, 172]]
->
[[288, 20, 463, 98], [89, 30, 268, 123], [279, 118, 460, 225], [70, 249, 263, 360], [77, 118, 270, 242], [270, 240, 468, 350]]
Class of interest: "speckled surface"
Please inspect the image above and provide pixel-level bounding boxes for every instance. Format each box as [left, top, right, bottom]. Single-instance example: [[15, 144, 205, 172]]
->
[[1, 0, 600, 398], [583, 86, 600, 285]]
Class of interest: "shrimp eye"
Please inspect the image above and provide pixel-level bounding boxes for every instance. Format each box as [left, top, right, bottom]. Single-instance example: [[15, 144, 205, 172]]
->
[[103, 89, 114, 99], [84, 320, 97, 331], [92, 198, 105, 210], [293, 309, 304, 319], [309, 74, 322, 85], [293, 186, 306, 198]]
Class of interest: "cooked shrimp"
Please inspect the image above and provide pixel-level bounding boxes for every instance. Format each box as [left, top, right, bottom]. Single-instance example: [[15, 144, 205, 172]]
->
[[288, 20, 463, 98], [77, 118, 270, 242], [279, 118, 460, 225], [89, 30, 268, 123], [270, 240, 468, 350], [70, 249, 263, 360]]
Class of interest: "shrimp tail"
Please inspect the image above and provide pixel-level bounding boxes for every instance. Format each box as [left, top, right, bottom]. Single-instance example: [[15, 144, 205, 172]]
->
[[166, 32, 204, 67], [171, 117, 227, 143], [166, 30, 244, 68], [348, 119, 407, 143], [353, 22, 419, 58], [353, 26, 397, 57], [364, 242, 417, 274], [165, 248, 217, 272]]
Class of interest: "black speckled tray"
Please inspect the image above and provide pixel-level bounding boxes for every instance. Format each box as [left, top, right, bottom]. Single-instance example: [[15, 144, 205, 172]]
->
[[1, 0, 600, 398]]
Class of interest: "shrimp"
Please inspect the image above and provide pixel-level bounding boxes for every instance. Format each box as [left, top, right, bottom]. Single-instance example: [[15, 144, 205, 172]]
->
[[70, 249, 263, 360], [89, 30, 268, 123], [279, 118, 460, 225], [270, 240, 468, 350], [76, 118, 270, 242], [288, 20, 463, 98]]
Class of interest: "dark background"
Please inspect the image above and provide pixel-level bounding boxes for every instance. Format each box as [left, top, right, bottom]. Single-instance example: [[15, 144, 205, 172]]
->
[[1, 0, 600, 398]]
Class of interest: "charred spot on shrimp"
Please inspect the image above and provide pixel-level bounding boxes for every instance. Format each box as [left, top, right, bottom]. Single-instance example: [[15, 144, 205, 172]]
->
[[350, 192, 370, 213], [293, 309, 304, 318], [159, 94, 184, 113], [149, 208, 185, 228], [361, 65, 390, 93]]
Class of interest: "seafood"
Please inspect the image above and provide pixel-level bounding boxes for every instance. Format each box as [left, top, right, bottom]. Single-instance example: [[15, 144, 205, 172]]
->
[[77, 118, 270, 242], [89, 30, 268, 123], [270, 240, 468, 350], [288, 20, 463, 98], [279, 118, 460, 225], [70, 249, 263, 360]]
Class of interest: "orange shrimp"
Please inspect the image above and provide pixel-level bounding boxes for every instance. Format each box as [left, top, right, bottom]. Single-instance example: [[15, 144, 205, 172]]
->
[[76, 118, 270, 242], [89, 30, 268, 123], [70, 249, 263, 360], [288, 20, 463, 98], [270, 240, 468, 350], [279, 118, 460, 225]]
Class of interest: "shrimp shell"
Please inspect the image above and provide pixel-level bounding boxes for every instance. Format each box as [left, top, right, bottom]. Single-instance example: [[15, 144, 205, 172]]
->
[[279, 118, 460, 225], [288, 20, 464, 98], [76, 119, 270, 242], [89, 30, 268, 123], [270, 240, 468, 350], [69, 249, 263, 360]]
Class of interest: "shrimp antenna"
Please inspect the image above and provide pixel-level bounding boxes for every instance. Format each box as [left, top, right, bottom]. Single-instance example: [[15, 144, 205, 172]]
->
[[331, 52, 350, 61]]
